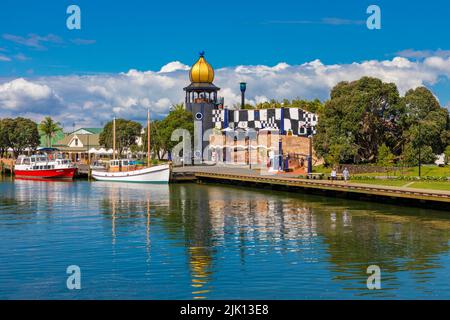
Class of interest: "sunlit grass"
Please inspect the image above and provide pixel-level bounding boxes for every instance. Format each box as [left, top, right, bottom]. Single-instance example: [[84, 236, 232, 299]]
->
[[313, 165, 450, 177], [350, 179, 450, 191], [409, 181, 450, 191]]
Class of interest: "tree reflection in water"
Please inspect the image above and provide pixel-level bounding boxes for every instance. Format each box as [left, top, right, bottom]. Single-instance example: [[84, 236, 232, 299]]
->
[[4, 177, 449, 299], [97, 181, 450, 299]]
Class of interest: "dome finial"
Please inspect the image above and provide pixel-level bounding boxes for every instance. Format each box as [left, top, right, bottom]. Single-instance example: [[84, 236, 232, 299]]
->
[[189, 52, 214, 83]]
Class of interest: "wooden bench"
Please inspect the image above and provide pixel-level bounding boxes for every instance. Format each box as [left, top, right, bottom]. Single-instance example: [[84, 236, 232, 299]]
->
[[328, 173, 345, 181], [307, 173, 324, 180]]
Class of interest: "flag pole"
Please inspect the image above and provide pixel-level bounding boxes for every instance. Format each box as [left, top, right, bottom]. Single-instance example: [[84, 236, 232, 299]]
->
[[113, 117, 116, 160], [147, 109, 151, 167]]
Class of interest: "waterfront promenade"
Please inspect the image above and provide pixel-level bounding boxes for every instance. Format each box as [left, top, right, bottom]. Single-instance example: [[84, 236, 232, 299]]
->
[[173, 166, 450, 210]]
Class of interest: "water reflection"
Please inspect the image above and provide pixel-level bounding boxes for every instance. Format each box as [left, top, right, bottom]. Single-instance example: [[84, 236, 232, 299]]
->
[[0, 178, 449, 299]]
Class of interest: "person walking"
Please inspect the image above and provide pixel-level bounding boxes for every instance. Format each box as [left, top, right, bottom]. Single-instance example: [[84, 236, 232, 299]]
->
[[343, 167, 350, 183]]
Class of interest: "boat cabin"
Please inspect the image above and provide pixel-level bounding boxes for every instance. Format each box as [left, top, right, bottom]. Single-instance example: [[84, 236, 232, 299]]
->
[[16, 155, 74, 169], [17, 155, 48, 165], [108, 159, 137, 172]]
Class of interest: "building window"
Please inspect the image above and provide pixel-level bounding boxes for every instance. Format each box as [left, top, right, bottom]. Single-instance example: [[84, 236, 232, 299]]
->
[[75, 139, 78, 146]]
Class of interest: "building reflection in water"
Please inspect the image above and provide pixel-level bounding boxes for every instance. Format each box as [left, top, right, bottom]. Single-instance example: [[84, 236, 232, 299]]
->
[[8, 176, 450, 299], [167, 184, 450, 298]]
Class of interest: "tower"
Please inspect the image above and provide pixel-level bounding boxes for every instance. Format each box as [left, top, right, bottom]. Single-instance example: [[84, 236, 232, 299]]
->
[[183, 52, 220, 163]]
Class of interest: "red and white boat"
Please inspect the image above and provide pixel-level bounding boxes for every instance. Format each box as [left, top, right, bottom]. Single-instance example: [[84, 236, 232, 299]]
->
[[14, 155, 77, 180]]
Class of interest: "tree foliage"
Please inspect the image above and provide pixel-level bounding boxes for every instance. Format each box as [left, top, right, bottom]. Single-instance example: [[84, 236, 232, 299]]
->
[[239, 98, 323, 114], [142, 104, 193, 160], [39, 116, 62, 147], [313, 77, 449, 166], [377, 144, 395, 166], [0, 117, 40, 157], [99, 118, 142, 157], [400, 87, 449, 165]]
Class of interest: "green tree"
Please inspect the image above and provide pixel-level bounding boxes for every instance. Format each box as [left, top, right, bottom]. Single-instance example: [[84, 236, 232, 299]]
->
[[0, 119, 12, 157], [39, 116, 62, 148], [401, 87, 449, 159], [402, 142, 436, 165], [99, 118, 142, 157], [289, 98, 324, 114], [255, 99, 282, 109], [444, 145, 450, 164], [143, 119, 164, 160], [142, 104, 194, 160], [323, 135, 358, 166], [8, 117, 40, 157], [377, 143, 395, 166], [314, 77, 403, 165]]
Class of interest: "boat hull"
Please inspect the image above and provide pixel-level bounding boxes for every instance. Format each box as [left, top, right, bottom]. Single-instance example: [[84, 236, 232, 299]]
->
[[14, 168, 77, 180], [91, 164, 170, 183]]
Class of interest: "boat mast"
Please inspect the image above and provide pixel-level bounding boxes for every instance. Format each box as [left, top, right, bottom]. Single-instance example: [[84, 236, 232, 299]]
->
[[113, 117, 116, 160], [147, 109, 151, 167]]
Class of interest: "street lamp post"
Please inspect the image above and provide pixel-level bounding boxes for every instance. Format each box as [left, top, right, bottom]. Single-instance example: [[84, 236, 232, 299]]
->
[[240, 82, 247, 109], [278, 131, 283, 171], [418, 121, 422, 177], [307, 124, 313, 174]]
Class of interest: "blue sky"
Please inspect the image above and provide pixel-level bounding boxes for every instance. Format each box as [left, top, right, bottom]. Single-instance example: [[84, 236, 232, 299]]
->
[[0, 0, 448, 72], [0, 0, 449, 127]]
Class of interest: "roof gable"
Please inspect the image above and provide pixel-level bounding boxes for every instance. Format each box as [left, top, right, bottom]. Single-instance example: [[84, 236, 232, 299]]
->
[[70, 128, 103, 135]]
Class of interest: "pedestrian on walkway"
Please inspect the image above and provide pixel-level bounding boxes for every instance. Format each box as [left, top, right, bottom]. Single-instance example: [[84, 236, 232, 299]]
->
[[343, 167, 350, 182]]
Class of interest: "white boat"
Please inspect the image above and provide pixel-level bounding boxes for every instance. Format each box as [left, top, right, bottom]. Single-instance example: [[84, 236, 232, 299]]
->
[[92, 159, 170, 183], [91, 111, 171, 183]]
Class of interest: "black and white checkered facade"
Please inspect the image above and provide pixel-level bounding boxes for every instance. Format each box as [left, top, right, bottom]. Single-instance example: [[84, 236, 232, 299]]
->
[[212, 108, 318, 136]]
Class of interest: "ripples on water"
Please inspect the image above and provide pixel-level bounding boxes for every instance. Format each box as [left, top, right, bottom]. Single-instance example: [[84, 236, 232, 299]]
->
[[0, 177, 449, 299]]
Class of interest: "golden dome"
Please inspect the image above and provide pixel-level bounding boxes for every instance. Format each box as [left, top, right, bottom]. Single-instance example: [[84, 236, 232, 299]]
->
[[189, 52, 214, 83]]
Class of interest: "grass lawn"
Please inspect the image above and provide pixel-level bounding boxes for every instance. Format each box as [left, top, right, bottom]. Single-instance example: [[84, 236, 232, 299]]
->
[[408, 181, 450, 191], [313, 165, 450, 177], [350, 179, 450, 191]]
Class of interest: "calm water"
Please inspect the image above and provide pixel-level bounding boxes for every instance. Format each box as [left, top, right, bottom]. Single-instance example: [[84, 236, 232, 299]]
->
[[0, 177, 449, 299]]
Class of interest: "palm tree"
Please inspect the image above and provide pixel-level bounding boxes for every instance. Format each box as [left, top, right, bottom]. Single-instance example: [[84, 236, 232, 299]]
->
[[39, 117, 62, 148], [170, 103, 185, 112]]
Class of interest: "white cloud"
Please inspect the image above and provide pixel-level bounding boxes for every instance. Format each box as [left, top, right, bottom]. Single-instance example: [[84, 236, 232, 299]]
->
[[1, 56, 450, 128], [0, 78, 61, 111], [397, 48, 450, 59], [0, 54, 11, 62], [70, 38, 96, 45], [267, 17, 365, 26], [159, 61, 190, 73], [424, 56, 450, 75], [2, 33, 63, 50]]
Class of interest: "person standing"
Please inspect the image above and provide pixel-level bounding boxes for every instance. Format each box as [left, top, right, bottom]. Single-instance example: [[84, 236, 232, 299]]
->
[[343, 167, 350, 182]]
